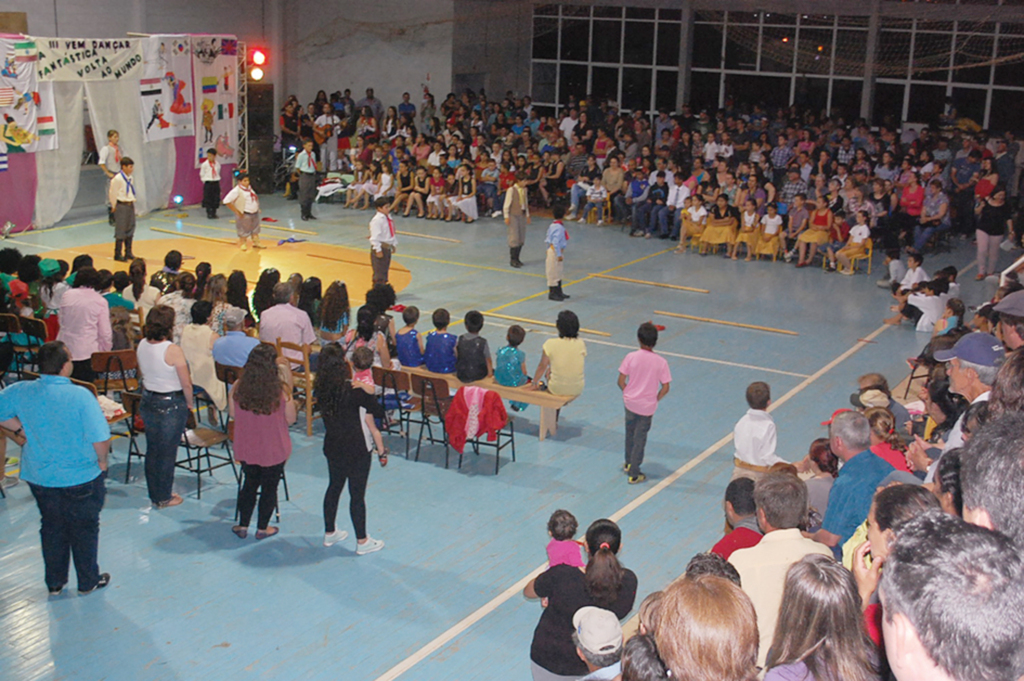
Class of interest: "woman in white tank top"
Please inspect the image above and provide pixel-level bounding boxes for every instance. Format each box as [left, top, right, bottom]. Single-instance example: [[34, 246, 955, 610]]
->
[[137, 305, 194, 508]]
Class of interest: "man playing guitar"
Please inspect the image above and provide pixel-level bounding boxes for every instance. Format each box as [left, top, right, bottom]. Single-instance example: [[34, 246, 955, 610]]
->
[[314, 103, 342, 172]]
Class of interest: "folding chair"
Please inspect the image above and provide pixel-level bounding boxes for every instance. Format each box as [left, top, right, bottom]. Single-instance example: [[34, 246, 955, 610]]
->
[[228, 421, 287, 524], [0, 314, 21, 378], [91, 349, 141, 395], [410, 373, 452, 467], [276, 340, 320, 436], [372, 366, 424, 459], [120, 392, 144, 484], [453, 388, 516, 475], [176, 409, 234, 499]]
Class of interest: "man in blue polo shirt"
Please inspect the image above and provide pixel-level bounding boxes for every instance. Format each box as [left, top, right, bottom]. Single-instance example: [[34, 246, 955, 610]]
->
[[212, 308, 259, 368], [811, 410, 893, 558], [0, 341, 112, 595]]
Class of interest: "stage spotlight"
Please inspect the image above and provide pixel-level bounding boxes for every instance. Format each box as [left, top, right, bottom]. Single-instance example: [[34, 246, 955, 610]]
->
[[173, 195, 183, 205], [251, 49, 267, 66], [250, 66, 264, 81]]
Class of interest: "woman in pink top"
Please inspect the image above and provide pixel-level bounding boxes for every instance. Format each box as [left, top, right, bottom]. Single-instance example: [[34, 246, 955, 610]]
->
[[56, 267, 112, 382], [229, 344, 296, 540]]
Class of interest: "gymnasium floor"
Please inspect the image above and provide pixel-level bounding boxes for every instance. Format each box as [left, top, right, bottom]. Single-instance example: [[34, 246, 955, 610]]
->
[[0, 196, 986, 681]]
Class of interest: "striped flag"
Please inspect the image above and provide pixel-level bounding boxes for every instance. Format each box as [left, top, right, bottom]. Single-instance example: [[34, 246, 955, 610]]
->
[[0, 88, 13, 107], [140, 77, 161, 96], [37, 116, 55, 136], [0, 153, 7, 172], [13, 41, 36, 63], [201, 76, 218, 94]]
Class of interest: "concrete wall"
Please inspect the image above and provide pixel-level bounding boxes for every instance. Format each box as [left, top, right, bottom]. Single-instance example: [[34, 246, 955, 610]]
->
[[451, 0, 532, 99], [283, 0, 453, 113]]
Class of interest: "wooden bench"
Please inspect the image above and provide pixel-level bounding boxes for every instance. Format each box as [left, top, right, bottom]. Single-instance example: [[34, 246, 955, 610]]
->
[[402, 365, 576, 441]]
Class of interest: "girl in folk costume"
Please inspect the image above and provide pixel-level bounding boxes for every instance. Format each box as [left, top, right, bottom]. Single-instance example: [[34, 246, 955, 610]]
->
[[448, 164, 478, 223], [200, 148, 221, 219], [223, 172, 264, 251]]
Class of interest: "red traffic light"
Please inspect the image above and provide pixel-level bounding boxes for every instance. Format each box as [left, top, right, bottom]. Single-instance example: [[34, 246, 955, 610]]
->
[[251, 49, 267, 66]]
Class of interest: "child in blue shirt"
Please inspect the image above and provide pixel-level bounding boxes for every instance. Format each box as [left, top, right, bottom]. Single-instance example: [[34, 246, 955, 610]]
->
[[423, 308, 457, 373], [494, 324, 528, 411], [395, 305, 424, 367]]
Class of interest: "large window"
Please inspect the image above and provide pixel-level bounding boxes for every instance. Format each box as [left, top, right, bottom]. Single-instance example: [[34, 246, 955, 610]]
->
[[530, 5, 682, 114]]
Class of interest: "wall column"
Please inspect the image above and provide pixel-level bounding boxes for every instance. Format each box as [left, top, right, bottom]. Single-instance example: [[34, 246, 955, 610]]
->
[[860, 0, 881, 121], [677, 0, 694, 111]]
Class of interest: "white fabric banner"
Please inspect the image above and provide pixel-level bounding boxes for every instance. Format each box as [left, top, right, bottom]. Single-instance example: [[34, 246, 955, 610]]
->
[[36, 37, 143, 82], [34, 81, 83, 228], [139, 35, 194, 142], [190, 35, 238, 167], [0, 37, 57, 153], [86, 79, 176, 217]]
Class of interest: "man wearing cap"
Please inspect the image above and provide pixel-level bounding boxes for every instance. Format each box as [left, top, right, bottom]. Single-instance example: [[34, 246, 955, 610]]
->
[[930, 332, 1002, 453], [993, 290, 1024, 350], [811, 410, 893, 557], [572, 606, 623, 681], [852, 373, 911, 431], [212, 308, 259, 368]]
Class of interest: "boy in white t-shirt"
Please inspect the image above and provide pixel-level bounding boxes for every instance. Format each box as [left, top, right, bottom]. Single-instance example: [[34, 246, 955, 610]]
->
[[830, 209, 872, 275], [676, 195, 707, 253], [578, 177, 608, 225]]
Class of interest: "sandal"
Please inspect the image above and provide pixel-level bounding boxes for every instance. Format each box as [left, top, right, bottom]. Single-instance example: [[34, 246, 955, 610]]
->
[[255, 527, 280, 540], [232, 525, 248, 539], [155, 493, 184, 509]]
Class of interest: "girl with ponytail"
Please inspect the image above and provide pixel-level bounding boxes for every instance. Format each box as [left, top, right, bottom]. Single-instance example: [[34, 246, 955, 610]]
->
[[864, 407, 911, 473]]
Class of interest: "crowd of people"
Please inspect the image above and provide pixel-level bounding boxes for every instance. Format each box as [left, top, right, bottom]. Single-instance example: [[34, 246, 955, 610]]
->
[[277, 87, 1021, 279]]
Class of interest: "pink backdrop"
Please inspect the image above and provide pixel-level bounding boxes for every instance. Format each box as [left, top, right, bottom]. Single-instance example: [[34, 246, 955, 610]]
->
[[168, 135, 236, 207], [0, 153, 38, 233]]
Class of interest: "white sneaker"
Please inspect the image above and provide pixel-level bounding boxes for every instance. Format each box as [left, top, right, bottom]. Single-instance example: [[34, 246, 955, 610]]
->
[[597, 219, 604, 226], [323, 530, 349, 547], [491, 210, 502, 218], [356, 537, 385, 555]]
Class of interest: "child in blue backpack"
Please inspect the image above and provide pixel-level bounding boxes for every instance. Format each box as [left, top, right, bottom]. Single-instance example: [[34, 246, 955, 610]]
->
[[395, 305, 424, 367], [423, 308, 457, 374]]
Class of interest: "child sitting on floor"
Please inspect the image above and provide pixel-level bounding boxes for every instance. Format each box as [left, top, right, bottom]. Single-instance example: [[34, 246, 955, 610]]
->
[[395, 305, 425, 368], [455, 310, 492, 382], [424, 308, 457, 374], [546, 509, 584, 568], [494, 324, 529, 411], [886, 277, 949, 331], [932, 298, 966, 337], [891, 252, 928, 294]]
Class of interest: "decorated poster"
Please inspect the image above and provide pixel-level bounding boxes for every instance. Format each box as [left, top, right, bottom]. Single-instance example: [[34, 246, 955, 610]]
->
[[36, 37, 142, 81], [0, 38, 57, 153], [190, 35, 238, 167], [139, 35, 194, 142]]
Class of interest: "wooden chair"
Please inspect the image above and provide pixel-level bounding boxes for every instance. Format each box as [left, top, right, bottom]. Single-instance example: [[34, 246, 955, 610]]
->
[[275, 340, 320, 436], [176, 409, 234, 499], [410, 373, 452, 467], [91, 349, 141, 395], [372, 366, 424, 460]]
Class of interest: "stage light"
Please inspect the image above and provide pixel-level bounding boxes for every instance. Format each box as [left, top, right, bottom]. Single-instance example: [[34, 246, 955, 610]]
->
[[251, 49, 266, 66], [173, 195, 183, 205], [250, 66, 264, 81]]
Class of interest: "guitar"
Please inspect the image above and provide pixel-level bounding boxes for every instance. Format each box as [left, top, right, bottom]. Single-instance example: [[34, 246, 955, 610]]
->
[[314, 121, 335, 146]]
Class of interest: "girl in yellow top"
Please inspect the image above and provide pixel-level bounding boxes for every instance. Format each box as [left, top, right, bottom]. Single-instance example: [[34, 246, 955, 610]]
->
[[732, 199, 760, 261], [701, 194, 739, 255]]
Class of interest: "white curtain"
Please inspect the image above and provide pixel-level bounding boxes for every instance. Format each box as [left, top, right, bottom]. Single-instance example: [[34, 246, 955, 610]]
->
[[85, 80, 176, 216], [33, 82, 85, 229]]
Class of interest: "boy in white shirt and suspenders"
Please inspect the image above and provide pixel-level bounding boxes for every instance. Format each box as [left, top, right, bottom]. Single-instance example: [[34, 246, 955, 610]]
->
[[199, 148, 221, 219], [223, 172, 264, 251]]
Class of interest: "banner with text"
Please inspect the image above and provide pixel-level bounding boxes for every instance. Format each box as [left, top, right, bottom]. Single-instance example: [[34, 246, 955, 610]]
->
[[36, 37, 142, 81], [0, 38, 58, 153], [190, 35, 238, 167], [139, 35, 194, 142]]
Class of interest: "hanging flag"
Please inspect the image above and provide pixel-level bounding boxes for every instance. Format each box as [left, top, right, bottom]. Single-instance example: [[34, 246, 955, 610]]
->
[[0, 152, 7, 171], [139, 77, 161, 96], [37, 115, 55, 136], [217, 103, 224, 120], [13, 41, 36, 63], [201, 76, 217, 93], [228, 102, 234, 118], [220, 38, 237, 56], [0, 87, 13, 107]]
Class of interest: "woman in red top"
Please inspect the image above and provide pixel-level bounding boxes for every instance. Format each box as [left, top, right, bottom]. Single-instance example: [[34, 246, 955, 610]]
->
[[230, 344, 297, 540], [864, 407, 911, 473], [974, 156, 999, 201], [795, 202, 833, 267], [898, 172, 925, 247]]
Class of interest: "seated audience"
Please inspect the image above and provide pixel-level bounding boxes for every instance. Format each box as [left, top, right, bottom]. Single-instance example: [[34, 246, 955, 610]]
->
[[529, 310, 587, 398], [394, 306, 424, 368], [259, 282, 317, 363], [180, 301, 226, 411], [455, 310, 492, 382], [571, 607, 623, 681], [423, 308, 457, 374], [960, 412, 1024, 547], [732, 381, 784, 480], [711, 477, 761, 560], [801, 437, 839, 533], [212, 308, 259, 368]]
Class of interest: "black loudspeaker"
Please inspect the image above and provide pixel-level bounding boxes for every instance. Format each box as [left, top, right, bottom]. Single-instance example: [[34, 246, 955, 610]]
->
[[248, 139, 275, 194], [248, 83, 275, 140]]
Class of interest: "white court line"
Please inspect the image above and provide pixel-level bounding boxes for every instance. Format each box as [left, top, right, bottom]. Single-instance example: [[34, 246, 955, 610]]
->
[[373, 323, 891, 681]]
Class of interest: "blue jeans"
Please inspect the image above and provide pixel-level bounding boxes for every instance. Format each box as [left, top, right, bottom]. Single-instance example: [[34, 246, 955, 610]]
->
[[612, 195, 630, 222], [645, 205, 669, 235], [29, 475, 106, 591], [913, 221, 948, 252], [582, 201, 603, 221], [140, 390, 189, 504], [570, 183, 588, 210], [479, 183, 498, 209], [634, 202, 653, 232], [669, 208, 684, 238]]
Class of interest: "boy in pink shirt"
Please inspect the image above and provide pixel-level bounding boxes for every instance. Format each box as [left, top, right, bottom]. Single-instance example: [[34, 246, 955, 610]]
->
[[617, 322, 672, 484], [546, 509, 584, 568]]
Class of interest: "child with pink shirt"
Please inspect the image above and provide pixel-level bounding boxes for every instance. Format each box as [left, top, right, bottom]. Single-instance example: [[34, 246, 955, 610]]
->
[[546, 509, 584, 568], [617, 322, 673, 484]]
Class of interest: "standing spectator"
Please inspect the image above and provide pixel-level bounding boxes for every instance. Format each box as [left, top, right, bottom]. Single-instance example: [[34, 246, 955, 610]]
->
[[229, 344, 296, 540], [974, 186, 1013, 280], [0, 341, 111, 595], [355, 88, 384, 121], [617, 322, 672, 484], [137, 305, 194, 509], [729, 473, 833, 666], [880, 512, 1024, 681], [504, 171, 531, 269], [57, 267, 112, 382]]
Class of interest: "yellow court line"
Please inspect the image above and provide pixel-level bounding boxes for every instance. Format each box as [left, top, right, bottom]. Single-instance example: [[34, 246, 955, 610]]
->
[[306, 252, 374, 268], [590, 273, 710, 294], [149, 227, 235, 245], [8, 218, 109, 237], [486, 312, 611, 337], [153, 216, 318, 236], [395, 230, 462, 244], [655, 310, 799, 337], [597, 247, 674, 276], [373, 323, 892, 681], [397, 253, 547, 278]]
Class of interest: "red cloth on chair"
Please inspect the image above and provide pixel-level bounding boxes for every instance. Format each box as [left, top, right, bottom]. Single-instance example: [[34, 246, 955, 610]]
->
[[445, 386, 508, 454]]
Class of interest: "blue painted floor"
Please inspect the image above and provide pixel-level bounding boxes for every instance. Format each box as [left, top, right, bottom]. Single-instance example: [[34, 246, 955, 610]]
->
[[0, 197, 989, 681]]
